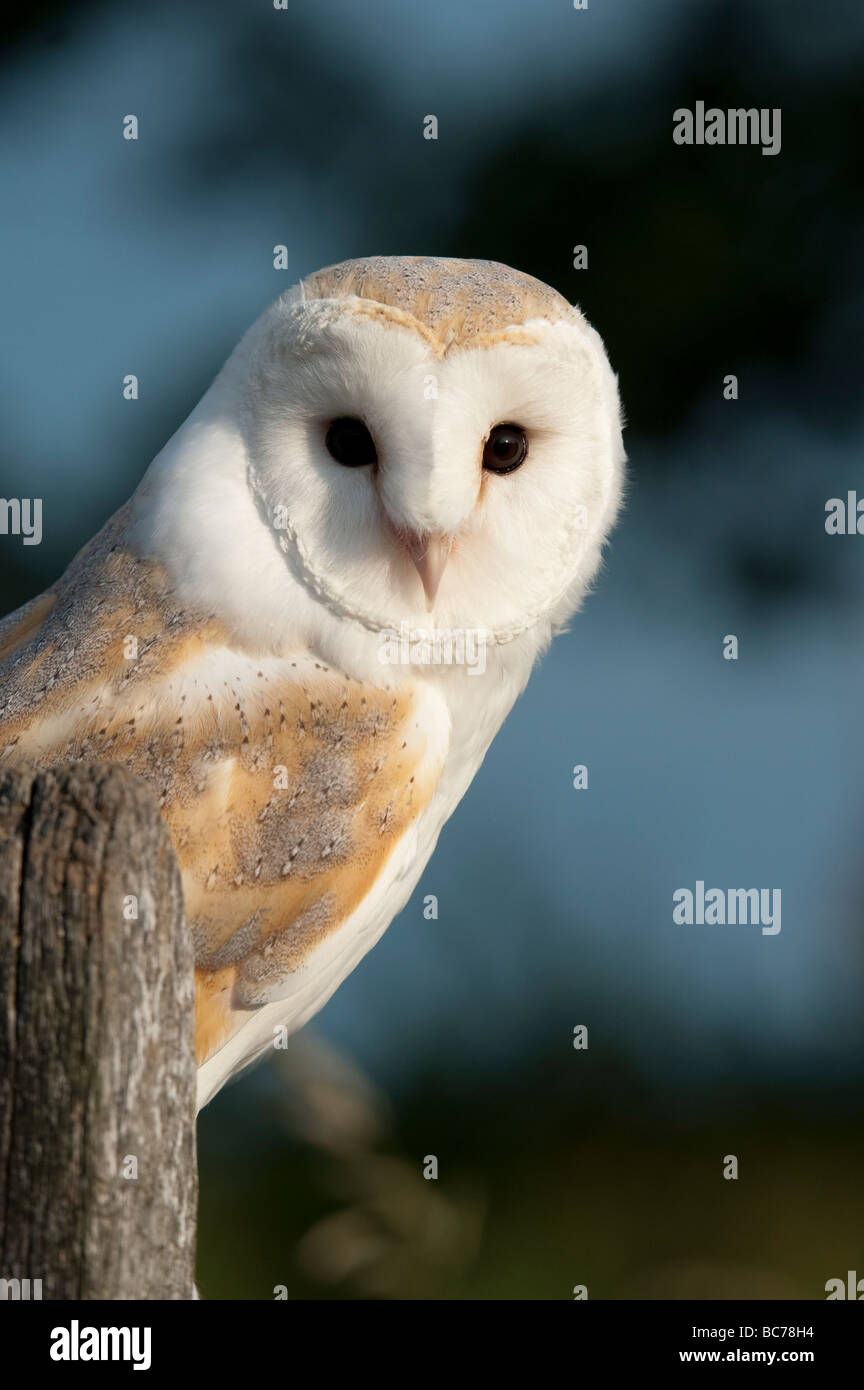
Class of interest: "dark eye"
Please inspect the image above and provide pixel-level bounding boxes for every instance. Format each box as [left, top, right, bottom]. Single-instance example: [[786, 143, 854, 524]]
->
[[325, 417, 378, 468], [483, 423, 528, 475]]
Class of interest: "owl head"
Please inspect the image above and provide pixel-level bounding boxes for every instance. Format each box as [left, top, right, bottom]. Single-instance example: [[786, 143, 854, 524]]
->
[[138, 256, 625, 666]]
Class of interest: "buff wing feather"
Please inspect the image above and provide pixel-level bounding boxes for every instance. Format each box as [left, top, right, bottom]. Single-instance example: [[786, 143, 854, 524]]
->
[[0, 511, 447, 1070]]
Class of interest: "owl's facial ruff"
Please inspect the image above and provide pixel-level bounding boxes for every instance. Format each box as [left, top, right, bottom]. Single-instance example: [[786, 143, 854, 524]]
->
[[242, 262, 624, 648]]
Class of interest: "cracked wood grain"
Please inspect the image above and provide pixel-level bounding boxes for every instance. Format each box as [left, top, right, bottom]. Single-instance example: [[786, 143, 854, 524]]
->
[[0, 761, 197, 1299]]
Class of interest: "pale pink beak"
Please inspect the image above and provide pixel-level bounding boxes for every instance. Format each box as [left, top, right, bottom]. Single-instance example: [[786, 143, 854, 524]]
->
[[407, 534, 451, 612]]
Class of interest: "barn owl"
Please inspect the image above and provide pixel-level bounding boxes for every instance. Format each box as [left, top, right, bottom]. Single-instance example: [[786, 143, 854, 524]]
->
[[0, 256, 625, 1110]]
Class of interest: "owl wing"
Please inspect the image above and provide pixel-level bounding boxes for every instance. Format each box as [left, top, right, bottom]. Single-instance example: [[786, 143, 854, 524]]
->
[[0, 509, 449, 1096]]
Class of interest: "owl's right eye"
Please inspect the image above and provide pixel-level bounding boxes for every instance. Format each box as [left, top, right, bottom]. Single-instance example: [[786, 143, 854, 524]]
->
[[325, 417, 378, 468]]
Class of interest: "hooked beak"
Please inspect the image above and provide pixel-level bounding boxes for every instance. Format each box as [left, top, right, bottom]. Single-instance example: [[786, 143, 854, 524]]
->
[[407, 534, 451, 612]]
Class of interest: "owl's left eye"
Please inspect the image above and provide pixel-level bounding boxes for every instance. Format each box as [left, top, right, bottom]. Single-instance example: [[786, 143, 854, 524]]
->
[[483, 423, 528, 475], [325, 417, 378, 468]]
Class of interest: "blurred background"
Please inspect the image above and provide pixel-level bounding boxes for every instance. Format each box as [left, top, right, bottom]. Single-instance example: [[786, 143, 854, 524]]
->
[[1, 0, 863, 1298]]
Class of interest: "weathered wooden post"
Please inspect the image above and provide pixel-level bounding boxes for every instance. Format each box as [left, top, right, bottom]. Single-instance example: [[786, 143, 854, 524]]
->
[[0, 761, 197, 1300]]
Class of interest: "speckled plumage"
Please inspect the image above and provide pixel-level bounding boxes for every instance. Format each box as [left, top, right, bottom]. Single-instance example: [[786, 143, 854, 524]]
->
[[0, 509, 443, 1083], [302, 255, 572, 352]]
